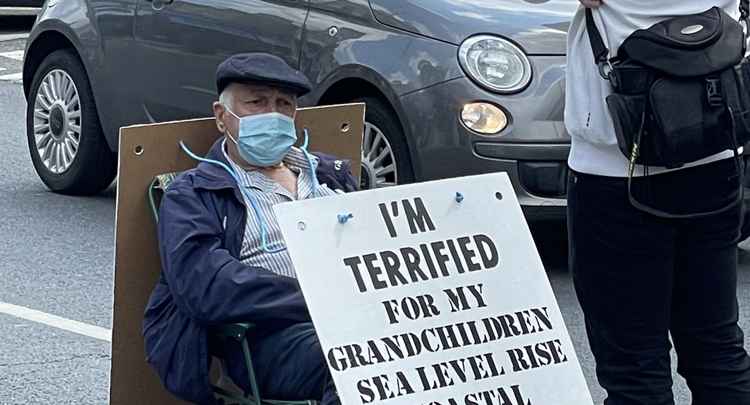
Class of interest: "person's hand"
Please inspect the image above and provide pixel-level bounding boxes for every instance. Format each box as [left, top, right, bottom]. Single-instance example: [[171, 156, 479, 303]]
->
[[579, 0, 603, 7]]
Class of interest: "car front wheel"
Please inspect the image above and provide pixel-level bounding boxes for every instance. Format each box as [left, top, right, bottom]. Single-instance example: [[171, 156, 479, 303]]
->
[[26, 49, 116, 195], [356, 97, 414, 190]]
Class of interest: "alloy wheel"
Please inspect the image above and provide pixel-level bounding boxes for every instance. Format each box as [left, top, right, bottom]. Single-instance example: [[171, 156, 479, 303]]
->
[[360, 122, 398, 189], [33, 69, 82, 174]]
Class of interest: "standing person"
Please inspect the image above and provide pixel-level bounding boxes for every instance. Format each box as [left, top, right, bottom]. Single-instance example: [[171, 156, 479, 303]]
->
[[566, 1, 750, 404]]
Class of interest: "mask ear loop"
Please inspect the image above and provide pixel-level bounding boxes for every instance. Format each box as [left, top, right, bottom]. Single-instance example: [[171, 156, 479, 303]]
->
[[299, 128, 321, 195], [179, 141, 287, 254]]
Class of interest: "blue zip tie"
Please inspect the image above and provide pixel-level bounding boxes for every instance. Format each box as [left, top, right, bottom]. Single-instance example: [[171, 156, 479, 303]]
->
[[179, 140, 286, 254], [455, 192, 465, 203], [338, 213, 354, 224], [300, 128, 320, 195]]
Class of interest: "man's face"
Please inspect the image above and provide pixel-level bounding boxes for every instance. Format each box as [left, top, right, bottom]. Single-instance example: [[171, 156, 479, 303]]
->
[[213, 83, 298, 164]]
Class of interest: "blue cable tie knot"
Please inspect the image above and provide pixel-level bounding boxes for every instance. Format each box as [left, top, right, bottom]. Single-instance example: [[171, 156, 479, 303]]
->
[[455, 192, 465, 203], [338, 213, 354, 224]]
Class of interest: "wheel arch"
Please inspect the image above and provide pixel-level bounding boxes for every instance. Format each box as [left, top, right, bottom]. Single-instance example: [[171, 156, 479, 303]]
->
[[314, 72, 420, 179], [23, 25, 115, 151], [24, 29, 81, 98]]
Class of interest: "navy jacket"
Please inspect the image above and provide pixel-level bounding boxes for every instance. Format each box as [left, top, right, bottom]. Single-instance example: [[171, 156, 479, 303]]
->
[[143, 139, 356, 404]]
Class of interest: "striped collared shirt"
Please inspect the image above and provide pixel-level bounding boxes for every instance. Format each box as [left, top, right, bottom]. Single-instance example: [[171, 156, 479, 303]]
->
[[223, 141, 336, 278]]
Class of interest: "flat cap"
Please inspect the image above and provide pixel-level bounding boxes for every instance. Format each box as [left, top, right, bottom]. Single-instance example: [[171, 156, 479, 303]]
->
[[216, 53, 312, 96]]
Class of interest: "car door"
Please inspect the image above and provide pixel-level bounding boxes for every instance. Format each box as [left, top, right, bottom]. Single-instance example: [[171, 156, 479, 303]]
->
[[132, 0, 310, 123]]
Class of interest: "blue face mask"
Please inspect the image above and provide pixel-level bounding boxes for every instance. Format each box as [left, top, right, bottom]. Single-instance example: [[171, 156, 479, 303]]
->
[[225, 109, 297, 167]]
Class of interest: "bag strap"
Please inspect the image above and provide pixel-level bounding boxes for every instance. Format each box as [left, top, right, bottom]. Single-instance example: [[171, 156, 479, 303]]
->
[[627, 164, 744, 219], [585, 8, 613, 79], [625, 108, 745, 220], [585, 2, 750, 76], [585, 8, 609, 65]]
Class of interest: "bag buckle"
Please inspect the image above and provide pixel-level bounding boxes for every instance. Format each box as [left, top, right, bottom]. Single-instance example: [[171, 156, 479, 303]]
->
[[706, 77, 723, 107], [598, 60, 614, 80]]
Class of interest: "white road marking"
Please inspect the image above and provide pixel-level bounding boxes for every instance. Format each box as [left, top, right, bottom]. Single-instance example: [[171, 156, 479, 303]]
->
[[0, 33, 30, 42], [0, 50, 24, 61], [0, 72, 23, 82], [0, 301, 112, 342]]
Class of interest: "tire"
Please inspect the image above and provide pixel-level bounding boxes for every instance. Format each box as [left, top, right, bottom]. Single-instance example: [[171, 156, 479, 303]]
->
[[355, 96, 414, 190], [26, 49, 116, 195]]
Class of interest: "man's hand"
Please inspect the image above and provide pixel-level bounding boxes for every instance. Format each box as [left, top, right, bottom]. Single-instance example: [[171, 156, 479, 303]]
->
[[579, 0, 603, 7]]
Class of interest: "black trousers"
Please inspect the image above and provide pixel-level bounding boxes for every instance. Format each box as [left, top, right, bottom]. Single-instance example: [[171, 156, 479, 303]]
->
[[568, 158, 750, 405], [225, 322, 340, 405]]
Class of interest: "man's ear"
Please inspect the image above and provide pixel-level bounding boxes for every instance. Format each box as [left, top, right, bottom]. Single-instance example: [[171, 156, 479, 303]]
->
[[213, 101, 226, 133]]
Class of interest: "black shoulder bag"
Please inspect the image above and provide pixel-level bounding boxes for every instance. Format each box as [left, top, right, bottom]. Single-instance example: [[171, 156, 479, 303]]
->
[[585, 4, 750, 218]]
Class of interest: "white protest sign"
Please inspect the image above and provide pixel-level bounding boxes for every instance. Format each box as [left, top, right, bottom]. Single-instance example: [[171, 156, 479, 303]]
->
[[274, 173, 593, 405]]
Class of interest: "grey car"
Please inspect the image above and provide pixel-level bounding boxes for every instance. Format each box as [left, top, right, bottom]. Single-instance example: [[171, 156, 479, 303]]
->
[[23, 0, 576, 214]]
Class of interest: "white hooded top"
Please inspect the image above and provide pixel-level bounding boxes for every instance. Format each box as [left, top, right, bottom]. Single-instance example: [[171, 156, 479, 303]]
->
[[565, 0, 741, 177]]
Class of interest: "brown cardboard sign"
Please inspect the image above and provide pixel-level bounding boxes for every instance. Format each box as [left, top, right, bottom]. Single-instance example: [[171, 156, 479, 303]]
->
[[110, 103, 364, 405]]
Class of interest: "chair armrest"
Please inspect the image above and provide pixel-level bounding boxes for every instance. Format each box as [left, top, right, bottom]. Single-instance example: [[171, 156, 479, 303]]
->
[[213, 323, 255, 342]]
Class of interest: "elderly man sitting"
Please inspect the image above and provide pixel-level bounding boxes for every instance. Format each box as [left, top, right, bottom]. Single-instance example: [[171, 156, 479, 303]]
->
[[143, 53, 353, 405]]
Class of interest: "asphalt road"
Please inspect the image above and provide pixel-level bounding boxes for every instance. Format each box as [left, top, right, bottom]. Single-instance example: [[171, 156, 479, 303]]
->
[[0, 16, 113, 405], [1, 16, 750, 405]]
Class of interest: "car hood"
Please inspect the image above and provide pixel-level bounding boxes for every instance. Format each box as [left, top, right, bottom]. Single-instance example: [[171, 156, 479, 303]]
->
[[369, 0, 578, 55]]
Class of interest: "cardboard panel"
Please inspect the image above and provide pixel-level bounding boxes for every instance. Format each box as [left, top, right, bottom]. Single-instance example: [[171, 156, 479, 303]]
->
[[294, 104, 364, 181], [110, 103, 364, 405]]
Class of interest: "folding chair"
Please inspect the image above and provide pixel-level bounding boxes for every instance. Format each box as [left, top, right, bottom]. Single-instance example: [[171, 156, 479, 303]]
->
[[148, 173, 318, 405]]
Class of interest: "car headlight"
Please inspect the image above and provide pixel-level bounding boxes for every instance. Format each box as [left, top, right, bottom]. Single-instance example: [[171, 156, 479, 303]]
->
[[458, 35, 532, 94]]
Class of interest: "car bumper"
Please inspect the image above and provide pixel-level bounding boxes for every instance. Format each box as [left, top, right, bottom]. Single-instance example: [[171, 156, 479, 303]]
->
[[398, 56, 569, 215]]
